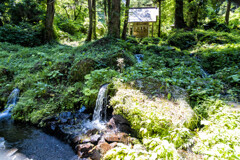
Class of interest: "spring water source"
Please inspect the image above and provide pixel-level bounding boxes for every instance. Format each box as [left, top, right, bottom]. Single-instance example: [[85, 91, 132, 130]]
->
[[0, 89, 76, 160]]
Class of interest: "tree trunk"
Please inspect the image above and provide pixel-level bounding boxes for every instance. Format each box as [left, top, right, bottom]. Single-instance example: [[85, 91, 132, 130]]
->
[[108, 0, 120, 38], [0, 19, 3, 26], [92, 0, 97, 39], [107, 0, 111, 32], [174, 0, 186, 29], [44, 0, 55, 43], [225, 0, 231, 25], [122, 0, 130, 40], [104, 0, 107, 22], [158, 0, 162, 37], [86, 0, 93, 41]]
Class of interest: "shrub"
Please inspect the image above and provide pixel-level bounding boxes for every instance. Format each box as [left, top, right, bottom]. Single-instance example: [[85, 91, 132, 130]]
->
[[168, 31, 197, 50], [0, 23, 43, 47], [82, 69, 119, 109]]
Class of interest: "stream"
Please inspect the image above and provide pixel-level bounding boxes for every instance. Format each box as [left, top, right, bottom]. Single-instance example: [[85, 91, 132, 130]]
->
[[0, 121, 76, 160]]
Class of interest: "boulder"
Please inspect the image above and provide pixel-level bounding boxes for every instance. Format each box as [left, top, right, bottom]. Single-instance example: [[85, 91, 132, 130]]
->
[[77, 143, 94, 158], [96, 142, 112, 155], [70, 58, 96, 82], [104, 132, 129, 144], [107, 115, 132, 134], [90, 135, 101, 145], [100, 51, 135, 70]]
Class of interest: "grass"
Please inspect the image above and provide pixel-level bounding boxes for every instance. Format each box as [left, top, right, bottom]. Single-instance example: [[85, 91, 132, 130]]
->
[[0, 29, 239, 159]]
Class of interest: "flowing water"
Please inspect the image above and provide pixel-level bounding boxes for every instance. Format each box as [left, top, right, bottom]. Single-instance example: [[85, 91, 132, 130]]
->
[[0, 84, 111, 159], [135, 54, 144, 63], [0, 88, 19, 121], [93, 84, 109, 122], [0, 89, 76, 160]]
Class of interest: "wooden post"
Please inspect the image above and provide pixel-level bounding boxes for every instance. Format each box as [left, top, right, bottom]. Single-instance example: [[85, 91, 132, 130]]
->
[[152, 22, 154, 37]]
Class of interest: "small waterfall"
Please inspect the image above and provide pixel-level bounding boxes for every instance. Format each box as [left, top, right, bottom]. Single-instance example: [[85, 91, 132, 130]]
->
[[200, 68, 209, 78], [135, 54, 144, 63], [92, 84, 109, 122], [0, 88, 20, 121]]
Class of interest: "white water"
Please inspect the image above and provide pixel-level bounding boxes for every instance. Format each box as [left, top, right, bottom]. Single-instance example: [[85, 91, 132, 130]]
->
[[135, 54, 144, 63], [200, 68, 209, 78], [92, 84, 109, 122], [0, 88, 20, 121]]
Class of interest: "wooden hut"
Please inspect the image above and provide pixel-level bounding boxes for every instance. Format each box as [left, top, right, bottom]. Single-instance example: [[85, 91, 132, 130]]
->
[[128, 7, 159, 38]]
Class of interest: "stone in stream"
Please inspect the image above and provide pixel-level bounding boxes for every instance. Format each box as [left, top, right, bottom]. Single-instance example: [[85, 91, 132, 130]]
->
[[106, 115, 132, 134], [104, 132, 129, 144], [77, 143, 94, 158], [90, 134, 101, 145]]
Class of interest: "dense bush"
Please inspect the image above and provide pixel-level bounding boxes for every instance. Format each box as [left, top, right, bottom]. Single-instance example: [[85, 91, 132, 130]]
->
[[168, 31, 197, 50], [0, 23, 43, 47]]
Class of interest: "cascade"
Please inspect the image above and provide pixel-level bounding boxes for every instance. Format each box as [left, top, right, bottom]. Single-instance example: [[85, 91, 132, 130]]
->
[[0, 88, 20, 121], [92, 84, 109, 122], [135, 54, 144, 63]]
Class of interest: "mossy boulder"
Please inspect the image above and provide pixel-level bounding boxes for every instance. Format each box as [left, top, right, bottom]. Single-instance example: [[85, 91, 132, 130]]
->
[[110, 81, 197, 141], [168, 32, 197, 50], [100, 51, 136, 70], [70, 58, 97, 82]]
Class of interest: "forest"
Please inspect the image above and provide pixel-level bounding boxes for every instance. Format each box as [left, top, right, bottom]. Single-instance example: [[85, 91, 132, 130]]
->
[[0, 0, 240, 159]]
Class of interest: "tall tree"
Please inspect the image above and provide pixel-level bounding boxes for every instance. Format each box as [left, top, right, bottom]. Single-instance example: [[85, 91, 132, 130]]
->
[[108, 0, 121, 38], [174, 0, 186, 28], [107, 0, 111, 31], [86, 0, 93, 41], [225, 0, 231, 25], [122, 0, 130, 40], [103, 0, 107, 22], [158, 0, 162, 37], [92, 0, 97, 39], [44, 0, 55, 42]]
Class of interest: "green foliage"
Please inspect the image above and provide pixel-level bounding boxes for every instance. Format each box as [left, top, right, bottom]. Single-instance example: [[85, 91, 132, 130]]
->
[[110, 81, 197, 146], [104, 139, 179, 160], [0, 23, 43, 47], [82, 69, 119, 108], [196, 43, 240, 74], [168, 31, 197, 50], [8, 0, 44, 25], [193, 100, 240, 159]]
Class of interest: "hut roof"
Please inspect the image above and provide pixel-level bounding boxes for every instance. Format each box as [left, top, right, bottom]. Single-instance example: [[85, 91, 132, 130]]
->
[[128, 7, 159, 23]]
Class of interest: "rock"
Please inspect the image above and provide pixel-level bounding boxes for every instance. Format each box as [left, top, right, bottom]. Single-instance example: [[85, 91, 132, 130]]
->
[[90, 135, 101, 145], [86, 129, 99, 136], [59, 112, 73, 123], [109, 142, 118, 148], [6, 148, 18, 157], [107, 115, 132, 134], [100, 51, 135, 70], [96, 142, 112, 155], [104, 132, 129, 144], [97, 137, 106, 145], [77, 143, 94, 158], [70, 58, 96, 82]]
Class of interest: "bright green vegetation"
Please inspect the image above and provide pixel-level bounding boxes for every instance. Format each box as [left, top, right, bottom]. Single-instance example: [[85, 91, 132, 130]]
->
[[0, 29, 240, 159]]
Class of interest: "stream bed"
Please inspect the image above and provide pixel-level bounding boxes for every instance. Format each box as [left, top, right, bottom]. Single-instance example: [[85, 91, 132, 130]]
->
[[0, 121, 77, 160]]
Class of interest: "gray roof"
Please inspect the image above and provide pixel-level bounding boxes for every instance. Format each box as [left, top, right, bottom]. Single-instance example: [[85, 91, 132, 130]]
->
[[128, 7, 159, 23]]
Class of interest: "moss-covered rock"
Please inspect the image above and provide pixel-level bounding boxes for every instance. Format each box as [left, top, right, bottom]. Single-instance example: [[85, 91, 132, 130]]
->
[[168, 32, 197, 50], [69, 58, 97, 82], [110, 81, 197, 142], [100, 51, 136, 70]]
